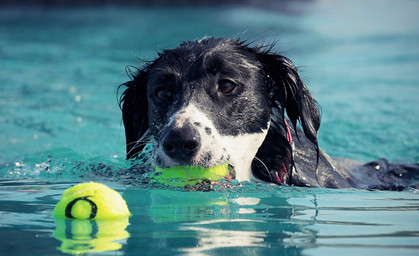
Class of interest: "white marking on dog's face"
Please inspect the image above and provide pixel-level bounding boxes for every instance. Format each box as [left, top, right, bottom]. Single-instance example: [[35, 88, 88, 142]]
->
[[152, 104, 269, 181]]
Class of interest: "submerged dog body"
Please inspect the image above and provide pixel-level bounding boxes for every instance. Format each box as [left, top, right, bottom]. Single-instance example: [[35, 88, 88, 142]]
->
[[119, 37, 418, 190]]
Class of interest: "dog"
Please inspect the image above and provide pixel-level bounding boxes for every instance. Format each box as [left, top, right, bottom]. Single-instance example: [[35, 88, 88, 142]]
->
[[119, 37, 418, 190]]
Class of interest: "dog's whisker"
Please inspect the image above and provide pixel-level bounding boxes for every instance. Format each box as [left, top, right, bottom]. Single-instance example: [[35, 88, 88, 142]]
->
[[253, 156, 273, 181], [131, 130, 152, 145], [127, 129, 152, 157], [126, 141, 149, 148], [125, 136, 151, 147], [125, 141, 149, 153]]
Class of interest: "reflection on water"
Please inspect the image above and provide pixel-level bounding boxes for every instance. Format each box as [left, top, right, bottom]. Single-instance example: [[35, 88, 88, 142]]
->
[[53, 218, 130, 254], [122, 187, 419, 255], [123, 187, 317, 255]]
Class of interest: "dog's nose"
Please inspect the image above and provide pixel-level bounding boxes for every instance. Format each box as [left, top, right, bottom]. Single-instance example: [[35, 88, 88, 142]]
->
[[162, 125, 200, 162]]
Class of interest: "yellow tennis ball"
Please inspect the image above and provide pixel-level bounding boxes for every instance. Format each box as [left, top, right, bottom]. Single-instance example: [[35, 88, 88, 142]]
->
[[54, 182, 131, 220], [152, 164, 230, 186]]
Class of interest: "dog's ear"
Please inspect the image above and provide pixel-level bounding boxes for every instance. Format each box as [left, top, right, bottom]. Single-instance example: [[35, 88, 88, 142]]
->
[[118, 68, 149, 159], [257, 52, 321, 147]]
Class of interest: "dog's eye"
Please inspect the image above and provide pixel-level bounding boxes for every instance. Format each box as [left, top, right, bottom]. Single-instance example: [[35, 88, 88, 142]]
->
[[218, 80, 236, 94], [155, 87, 172, 101]]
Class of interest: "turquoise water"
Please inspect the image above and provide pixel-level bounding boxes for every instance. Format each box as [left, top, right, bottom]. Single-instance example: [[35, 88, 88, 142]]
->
[[1, 0, 419, 255]]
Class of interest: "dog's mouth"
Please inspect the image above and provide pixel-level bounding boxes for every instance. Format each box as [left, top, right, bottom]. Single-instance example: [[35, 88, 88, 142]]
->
[[151, 163, 236, 190], [225, 164, 236, 179], [184, 164, 237, 191]]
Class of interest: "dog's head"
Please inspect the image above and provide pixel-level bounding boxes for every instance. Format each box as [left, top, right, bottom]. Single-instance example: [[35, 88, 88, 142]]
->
[[119, 37, 320, 183]]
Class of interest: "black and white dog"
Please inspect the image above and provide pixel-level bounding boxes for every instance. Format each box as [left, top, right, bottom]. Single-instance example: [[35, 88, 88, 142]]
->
[[119, 37, 418, 190]]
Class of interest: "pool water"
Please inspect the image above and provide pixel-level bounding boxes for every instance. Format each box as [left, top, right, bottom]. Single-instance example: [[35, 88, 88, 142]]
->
[[1, 0, 419, 255]]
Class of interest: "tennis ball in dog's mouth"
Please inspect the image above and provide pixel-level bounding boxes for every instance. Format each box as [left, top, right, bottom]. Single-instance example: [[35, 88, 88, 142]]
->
[[151, 164, 231, 186], [54, 182, 131, 220]]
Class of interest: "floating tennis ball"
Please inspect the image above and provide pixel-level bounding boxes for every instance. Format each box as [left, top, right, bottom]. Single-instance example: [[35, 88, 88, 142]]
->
[[54, 182, 131, 220], [152, 164, 231, 187]]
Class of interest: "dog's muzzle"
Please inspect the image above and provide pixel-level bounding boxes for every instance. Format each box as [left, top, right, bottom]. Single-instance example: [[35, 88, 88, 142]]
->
[[162, 124, 201, 163]]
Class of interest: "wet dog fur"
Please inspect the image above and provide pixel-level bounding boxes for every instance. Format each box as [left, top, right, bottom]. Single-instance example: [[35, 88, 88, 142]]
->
[[119, 37, 418, 190]]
